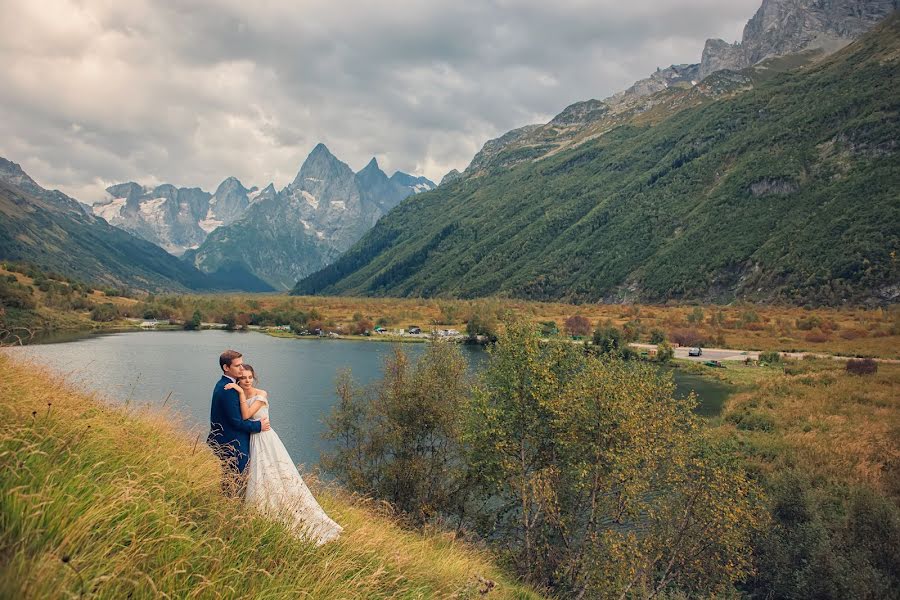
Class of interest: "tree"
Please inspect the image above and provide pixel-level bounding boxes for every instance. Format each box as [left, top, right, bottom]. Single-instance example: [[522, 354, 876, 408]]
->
[[184, 309, 202, 330], [465, 300, 500, 342], [323, 342, 472, 524], [592, 322, 623, 355], [90, 303, 119, 322], [437, 301, 461, 325], [539, 320, 559, 337], [465, 320, 585, 580], [687, 306, 705, 324], [564, 314, 591, 337], [649, 328, 666, 344], [656, 340, 675, 363], [465, 319, 764, 596]]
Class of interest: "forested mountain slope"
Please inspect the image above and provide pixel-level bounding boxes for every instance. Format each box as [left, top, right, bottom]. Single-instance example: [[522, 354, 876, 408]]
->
[[295, 15, 900, 306]]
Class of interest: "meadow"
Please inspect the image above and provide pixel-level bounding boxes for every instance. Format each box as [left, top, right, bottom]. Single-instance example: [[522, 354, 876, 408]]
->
[[0, 352, 540, 599]]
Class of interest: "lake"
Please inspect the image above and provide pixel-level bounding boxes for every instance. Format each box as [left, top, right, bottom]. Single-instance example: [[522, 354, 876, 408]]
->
[[7, 330, 732, 467]]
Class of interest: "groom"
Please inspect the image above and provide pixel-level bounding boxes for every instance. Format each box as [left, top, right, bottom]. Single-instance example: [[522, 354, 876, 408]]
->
[[207, 349, 270, 488]]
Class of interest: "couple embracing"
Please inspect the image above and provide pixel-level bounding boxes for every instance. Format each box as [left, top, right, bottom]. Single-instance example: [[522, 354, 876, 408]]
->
[[207, 349, 342, 546]]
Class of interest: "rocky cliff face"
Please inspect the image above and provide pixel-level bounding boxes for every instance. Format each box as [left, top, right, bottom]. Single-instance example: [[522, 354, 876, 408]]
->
[[93, 177, 263, 255], [185, 144, 435, 289], [699, 0, 898, 78]]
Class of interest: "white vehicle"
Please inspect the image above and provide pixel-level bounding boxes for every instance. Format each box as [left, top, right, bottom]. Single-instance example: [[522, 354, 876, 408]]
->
[[688, 347, 703, 357]]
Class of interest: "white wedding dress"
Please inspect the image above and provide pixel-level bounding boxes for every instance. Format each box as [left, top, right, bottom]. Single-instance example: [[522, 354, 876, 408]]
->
[[244, 393, 343, 545]]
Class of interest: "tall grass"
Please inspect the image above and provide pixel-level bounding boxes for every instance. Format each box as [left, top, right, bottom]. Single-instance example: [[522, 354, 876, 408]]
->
[[716, 358, 900, 496], [0, 353, 540, 599]]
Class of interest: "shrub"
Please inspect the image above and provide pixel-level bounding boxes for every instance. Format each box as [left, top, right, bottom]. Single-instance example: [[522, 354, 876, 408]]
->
[[670, 328, 706, 347], [352, 318, 374, 335], [759, 351, 781, 364], [564, 314, 591, 337], [796, 315, 821, 331], [592, 323, 623, 355], [846, 359, 877, 376], [839, 328, 868, 340], [90, 303, 119, 322], [649, 328, 666, 344], [656, 341, 675, 363], [539, 320, 559, 337], [686, 306, 705, 324], [804, 330, 831, 343]]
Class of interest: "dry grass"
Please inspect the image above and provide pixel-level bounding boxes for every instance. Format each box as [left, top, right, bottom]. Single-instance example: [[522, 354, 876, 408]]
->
[[0, 353, 540, 599], [715, 358, 900, 497]]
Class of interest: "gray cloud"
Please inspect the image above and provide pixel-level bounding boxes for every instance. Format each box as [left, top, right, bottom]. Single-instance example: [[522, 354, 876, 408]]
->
[[0, 0, 759, 202]]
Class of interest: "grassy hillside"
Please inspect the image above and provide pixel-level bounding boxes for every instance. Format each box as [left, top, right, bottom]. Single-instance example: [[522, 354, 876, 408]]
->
[[0, 354, 540, 599], [295, 15, 900, 306]]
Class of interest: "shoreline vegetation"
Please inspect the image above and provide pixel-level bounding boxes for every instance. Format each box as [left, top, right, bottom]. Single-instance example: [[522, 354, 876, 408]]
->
[[3, 264, 898, 359], [0, 352, 541, 599]]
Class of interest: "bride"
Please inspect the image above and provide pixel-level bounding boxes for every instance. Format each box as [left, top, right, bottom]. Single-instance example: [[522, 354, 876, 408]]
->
[[226, 364, 343, 545]]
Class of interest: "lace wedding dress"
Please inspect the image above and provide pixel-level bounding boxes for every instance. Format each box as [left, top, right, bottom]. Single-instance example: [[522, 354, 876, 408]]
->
[[245, 393, 343, 545]]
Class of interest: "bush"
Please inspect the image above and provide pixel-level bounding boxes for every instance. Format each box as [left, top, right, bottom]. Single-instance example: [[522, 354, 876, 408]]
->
[[759, 351, 781, 364], [592, 323, 623, 355], [649, 328, 666, 344], [846, 358, 878, 376], [564, 314, 591, 337], [656, 341, 675, 363], [839, 328, 868, 340], [539, 320, 558, 336], [670, 328, 706, 347], [351, 319, 374, 335], [796, 315, 821, 331], [804, 330, 831, 343], [90, 303, 119, 322], [0, 279, 36, 310]]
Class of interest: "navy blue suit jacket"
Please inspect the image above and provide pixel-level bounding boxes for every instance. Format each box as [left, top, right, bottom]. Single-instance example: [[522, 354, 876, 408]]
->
[[207, 375, 262, 473]]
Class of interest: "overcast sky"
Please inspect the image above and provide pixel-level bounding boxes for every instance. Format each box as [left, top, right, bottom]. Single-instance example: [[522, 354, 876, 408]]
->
[[0, 0, 761, 203]]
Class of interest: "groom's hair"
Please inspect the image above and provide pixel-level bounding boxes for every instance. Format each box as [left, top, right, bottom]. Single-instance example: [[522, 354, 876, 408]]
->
[[219, 349, 242, 371]]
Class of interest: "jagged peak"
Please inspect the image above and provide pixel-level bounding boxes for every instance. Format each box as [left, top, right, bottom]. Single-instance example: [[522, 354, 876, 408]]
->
[[292, 143, 354, 188], [213, 176, 249, 195]]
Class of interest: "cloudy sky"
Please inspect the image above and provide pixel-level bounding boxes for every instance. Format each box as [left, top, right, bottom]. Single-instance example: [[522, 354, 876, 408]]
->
[[0, 0, 761, 203]]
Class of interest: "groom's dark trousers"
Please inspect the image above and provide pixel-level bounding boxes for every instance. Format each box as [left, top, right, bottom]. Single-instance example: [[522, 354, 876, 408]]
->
[[207, 375, 262, 493]]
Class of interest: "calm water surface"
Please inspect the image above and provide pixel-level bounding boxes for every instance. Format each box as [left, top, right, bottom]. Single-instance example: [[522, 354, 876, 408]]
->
[[9, 330, 731, 466]]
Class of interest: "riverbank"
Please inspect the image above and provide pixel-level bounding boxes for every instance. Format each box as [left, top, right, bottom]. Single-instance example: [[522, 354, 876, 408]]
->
[[0, 353, 540, 599]]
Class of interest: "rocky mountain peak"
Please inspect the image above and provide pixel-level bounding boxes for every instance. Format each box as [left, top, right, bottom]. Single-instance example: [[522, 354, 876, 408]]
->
[[0, 156, 92, 216], [292, 143, 354, 189], [214, 176, 248, 195], [699, 0, 898, 78], [0, 157, 43, 196]]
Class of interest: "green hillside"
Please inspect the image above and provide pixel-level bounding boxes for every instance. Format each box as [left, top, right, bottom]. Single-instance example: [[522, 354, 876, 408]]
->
[[295, 15, 900, 306]]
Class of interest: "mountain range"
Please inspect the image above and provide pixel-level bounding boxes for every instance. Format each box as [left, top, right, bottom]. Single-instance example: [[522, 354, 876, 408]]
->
[[93, 178, 267, 256], [182, 145, 435, 290], [0, 158, 267, 292], [294, 5, 899, 305]]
